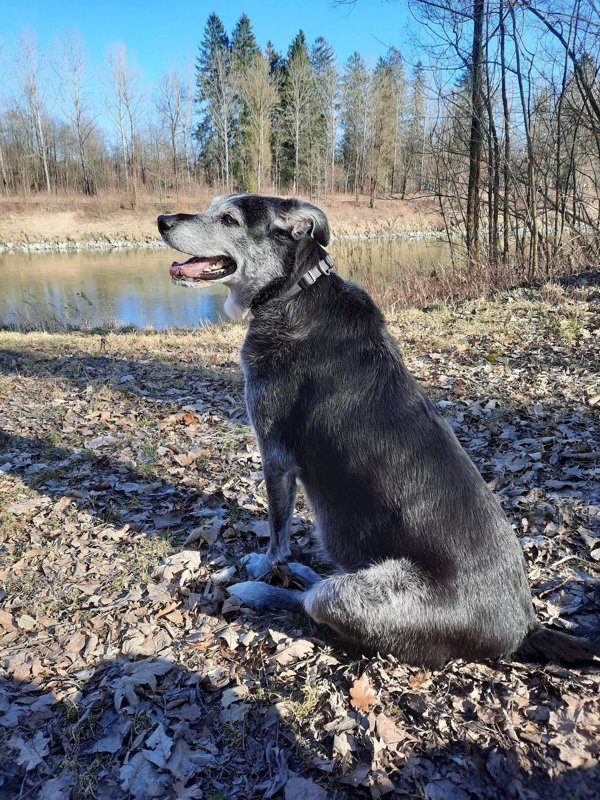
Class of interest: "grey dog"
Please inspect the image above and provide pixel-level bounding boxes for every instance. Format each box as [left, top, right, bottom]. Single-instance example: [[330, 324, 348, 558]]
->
[[158, 194, 598, 668]]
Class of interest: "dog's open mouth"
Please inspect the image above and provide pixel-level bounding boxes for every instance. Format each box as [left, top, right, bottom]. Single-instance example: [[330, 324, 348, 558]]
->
[[169, 255, 236, 283]]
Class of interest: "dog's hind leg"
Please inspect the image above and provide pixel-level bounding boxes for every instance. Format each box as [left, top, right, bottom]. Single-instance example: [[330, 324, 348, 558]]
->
[[228, 558, 449, 665], [301, 559, 445, 664], [288, 562, 323, 587], [227, 581, 306, 612]]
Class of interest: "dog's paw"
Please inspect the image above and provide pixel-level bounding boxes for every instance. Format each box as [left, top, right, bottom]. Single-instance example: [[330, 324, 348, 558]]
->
[[227, 581, 272, 609], [241, 552, 271, 579], [288, 562, 323, 588]]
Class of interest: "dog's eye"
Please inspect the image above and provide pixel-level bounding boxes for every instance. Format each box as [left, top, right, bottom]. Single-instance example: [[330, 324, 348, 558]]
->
[[222, 214, 239, 226]]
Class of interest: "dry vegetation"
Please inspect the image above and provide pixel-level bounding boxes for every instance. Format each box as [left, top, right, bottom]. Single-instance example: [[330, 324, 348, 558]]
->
[[0, 191, 443, 249], [1, 277, 599, 799]]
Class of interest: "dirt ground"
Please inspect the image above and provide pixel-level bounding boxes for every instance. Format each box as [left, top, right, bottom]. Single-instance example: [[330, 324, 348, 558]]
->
[[0, 278, 599, 799], [0, 191, 443, 247]]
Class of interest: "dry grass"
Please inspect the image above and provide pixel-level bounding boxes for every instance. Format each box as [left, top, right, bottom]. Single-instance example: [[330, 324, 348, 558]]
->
[[0, 190, 443, 246]]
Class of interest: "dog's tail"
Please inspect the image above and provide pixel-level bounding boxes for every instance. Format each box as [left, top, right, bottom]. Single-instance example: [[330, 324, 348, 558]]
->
[[515, 623, 600, 667]]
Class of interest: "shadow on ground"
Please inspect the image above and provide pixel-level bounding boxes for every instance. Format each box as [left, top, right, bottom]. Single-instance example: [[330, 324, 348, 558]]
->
[[1, 658, 599, 799]]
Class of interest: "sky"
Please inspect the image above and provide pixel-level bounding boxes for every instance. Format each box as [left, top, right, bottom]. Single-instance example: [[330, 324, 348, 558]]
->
[[1, 0, 418, 85]]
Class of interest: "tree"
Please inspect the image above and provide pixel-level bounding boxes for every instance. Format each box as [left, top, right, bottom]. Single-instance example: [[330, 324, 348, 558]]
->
[[231, 14, 261, 188], [156, 68, 184, 188], [387, 47, 407, 195], [311, 37, 339, 196], [340, 52, 371, 198], [195, 13, 234, 188], [465, 0, 485, 265], [107, 43, 142, 196], [281, 32, 314, 192], [370, 57, 396, 206], [55, 31, 97, 195], [231, 14, 260, 69], [237, 53, 279, 191], [0, 43, 9, 192], [14, 31, 51, 192]]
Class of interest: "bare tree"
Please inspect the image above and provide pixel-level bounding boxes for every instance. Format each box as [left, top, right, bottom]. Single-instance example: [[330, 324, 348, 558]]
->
[[284, 44, 314, 193], [156, 69, 183, 188], [236, 53, 278, 192], [465, 0, 484, 264], [0, 42, 9, 192], [107, 43, 142, 197], [14, 31, 51, 192], [180, 61, 194, 185], [54, 31, 97, 195]]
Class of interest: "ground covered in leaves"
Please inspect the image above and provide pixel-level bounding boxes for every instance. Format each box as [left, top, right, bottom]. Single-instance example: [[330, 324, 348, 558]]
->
[[0, 277, 599, 800]]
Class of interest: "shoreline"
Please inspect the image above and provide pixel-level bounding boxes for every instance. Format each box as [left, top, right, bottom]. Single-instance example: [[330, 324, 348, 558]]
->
[[0, 192, 447, 254], [0, 227, 451, 255]]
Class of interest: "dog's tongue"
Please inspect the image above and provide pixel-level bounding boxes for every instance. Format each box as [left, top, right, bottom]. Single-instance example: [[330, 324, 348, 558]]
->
[[170, 256, 220, 279]]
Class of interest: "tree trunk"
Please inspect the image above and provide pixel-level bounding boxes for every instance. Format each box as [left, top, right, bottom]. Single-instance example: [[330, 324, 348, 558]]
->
[[510, 2, 538, 280], [0, 140, 8, 193], [499, 0, 510, 264], [466, 0, 485, 264]]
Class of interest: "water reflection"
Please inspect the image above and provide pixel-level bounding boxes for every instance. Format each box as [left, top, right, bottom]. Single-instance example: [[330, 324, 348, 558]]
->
[[0, 237, 450, 330]]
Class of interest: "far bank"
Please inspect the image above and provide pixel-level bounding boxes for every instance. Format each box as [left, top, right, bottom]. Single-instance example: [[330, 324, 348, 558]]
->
[[0, 191, 445, 252]]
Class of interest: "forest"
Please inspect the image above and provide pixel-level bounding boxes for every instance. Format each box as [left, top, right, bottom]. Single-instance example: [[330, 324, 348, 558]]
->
[[1, 1, 599, 277]]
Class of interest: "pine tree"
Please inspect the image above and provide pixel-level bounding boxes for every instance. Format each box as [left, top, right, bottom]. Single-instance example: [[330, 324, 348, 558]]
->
[[264, 41, 285, 188], [280, 31, 314, 192], [310, 37, 338, 196], [340, 52, 371, 197], [231, 15, 259, 69], [406, 60, 427, 194], [386, 47, 407, 194], [370, 56, 396, 206], [265, 41, 285, 77], [230, 14, 260, 188], [195, 13, 234, 187]]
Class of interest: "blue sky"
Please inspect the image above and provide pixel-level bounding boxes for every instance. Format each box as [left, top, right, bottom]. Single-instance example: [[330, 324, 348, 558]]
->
[[2, 1, 417, 84]]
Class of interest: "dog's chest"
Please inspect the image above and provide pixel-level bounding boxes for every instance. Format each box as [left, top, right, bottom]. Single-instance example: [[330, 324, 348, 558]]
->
[[241, 334, 305, 438]]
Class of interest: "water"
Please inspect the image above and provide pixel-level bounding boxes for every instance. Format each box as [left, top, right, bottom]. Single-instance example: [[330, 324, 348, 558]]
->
[[0, 237, 451, 329]]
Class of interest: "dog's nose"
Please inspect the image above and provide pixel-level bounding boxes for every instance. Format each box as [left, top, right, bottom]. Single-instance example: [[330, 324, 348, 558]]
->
[[157, 214, 176, 234]]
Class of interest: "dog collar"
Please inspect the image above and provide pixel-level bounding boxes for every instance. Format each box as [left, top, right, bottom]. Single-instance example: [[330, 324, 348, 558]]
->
[[282, 252, 335, 299]]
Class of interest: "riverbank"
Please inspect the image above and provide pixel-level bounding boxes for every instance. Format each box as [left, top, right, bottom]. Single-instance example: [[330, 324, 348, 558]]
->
[[0, 191, 444, 252], [1, 282, 598, 799]]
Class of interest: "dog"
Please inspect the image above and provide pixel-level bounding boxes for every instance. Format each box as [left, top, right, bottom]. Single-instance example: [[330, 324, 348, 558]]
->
[[158, 194, 599, 668]]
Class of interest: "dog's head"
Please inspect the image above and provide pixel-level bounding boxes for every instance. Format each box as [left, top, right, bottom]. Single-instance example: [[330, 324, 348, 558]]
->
[[158, 195, 330, 320]]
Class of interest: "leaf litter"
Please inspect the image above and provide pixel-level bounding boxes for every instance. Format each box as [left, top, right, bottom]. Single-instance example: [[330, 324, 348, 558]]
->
[[0, 278, 599, 798]]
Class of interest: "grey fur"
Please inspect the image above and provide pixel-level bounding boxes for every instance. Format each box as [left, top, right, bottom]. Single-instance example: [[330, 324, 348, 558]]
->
[[158, 195, 599, 668]]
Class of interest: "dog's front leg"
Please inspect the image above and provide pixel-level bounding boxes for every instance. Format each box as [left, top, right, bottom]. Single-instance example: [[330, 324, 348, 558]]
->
[[243, 460, 296, 580]]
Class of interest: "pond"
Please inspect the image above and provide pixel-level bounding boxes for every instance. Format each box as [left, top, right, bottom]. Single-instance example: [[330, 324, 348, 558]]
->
[[0, 237, 451, 330]]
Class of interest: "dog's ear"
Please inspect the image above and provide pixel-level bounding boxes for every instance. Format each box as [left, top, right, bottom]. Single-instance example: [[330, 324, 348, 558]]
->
[[274, 200, 330, 246]]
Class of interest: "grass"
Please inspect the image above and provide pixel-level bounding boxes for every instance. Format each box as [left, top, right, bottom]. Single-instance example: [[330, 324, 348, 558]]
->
[[288, 682, 322, 724], [0, 189, 444, 248]]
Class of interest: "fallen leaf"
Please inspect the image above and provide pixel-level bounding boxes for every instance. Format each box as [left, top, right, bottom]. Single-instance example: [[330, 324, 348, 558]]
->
[[270, 639, 315, 666], [10, 730, 49, 770], [349, 673, 377, 713], [375, 713, 405, 748], [284, 774, 329, 800], [142, 723, 174, 768], [119, 751, 168, 799], [221, 685, 250, 708]]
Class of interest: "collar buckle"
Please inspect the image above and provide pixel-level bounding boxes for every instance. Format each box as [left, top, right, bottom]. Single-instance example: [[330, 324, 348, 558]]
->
[[284, 253, 335, 299]]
